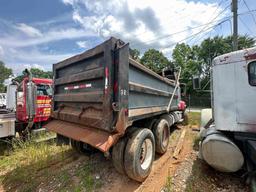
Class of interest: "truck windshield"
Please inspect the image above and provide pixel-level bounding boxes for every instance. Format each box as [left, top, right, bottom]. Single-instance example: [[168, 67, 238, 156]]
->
[[37, 84, 52, 96], [249, 61, 256, 86]]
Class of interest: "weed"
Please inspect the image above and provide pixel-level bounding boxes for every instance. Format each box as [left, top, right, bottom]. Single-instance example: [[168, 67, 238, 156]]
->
[[76, 163, 102, 192], [188, 112, 201, 126], [193, 136, 201, 151], [0, 137, 72, 192], [165, 175, 173, 192]]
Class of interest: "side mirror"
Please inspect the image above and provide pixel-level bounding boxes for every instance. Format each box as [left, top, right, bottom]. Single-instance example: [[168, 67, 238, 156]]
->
[[192, 76, 201, 90]]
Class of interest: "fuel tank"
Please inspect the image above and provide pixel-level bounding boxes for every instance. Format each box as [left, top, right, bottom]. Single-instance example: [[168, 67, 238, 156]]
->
[[199, 127, 244, 172]]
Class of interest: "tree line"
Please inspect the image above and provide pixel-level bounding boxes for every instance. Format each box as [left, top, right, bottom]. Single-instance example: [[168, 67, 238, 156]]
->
[[0, 35, 255, 94], [0, 65, 52, 92], [131, 35, 255, 95]]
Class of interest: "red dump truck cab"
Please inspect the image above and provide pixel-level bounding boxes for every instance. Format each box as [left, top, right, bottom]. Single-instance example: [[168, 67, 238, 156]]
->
[[16, 77, 52, 123]]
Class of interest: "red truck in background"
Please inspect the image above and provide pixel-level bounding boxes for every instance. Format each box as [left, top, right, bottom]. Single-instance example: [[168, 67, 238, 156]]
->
[[16, 77, 52, 131], [0, 69, 53, 138]]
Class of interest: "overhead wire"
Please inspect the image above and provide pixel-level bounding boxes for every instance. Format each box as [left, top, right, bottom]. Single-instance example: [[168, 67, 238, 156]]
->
[[187, 3, 231, 45], [131, 16, 232, 47], [129, 9, 255, 50], [163, 19, 231, 49], [239, 16, 254, 35], [242, 0, 256, 27], [131, 3, 231, 48]]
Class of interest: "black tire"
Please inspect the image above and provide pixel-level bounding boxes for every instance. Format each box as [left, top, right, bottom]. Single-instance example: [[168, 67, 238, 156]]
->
[[112, 137, 127, 174], [152, 119, 170, 154], [71, 139, 80, 152], [124, 128, 155, 182], [71, 139, 95, 154]]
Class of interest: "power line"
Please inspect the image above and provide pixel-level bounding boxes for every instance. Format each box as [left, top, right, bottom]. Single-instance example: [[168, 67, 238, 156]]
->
[[163, 19, 230, 49], [186, 3, 231, 45], [130, 9, 254, 49], [242, 0, 256, 27], [132, 16, 232, 47], [239, 16, 254, 35], [238, 9, 256, 16], [130, 0, 228, 41]]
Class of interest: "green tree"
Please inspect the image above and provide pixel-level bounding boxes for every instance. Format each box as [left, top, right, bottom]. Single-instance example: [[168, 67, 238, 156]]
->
[[0, 61, 12, 92], [172, 43, 202, 93], [140, 49, 170, 73], [198, 35, 255, 82], [14, 68, 53, 83], [172, 35, 255, 94], [130, 48, 140, 61]]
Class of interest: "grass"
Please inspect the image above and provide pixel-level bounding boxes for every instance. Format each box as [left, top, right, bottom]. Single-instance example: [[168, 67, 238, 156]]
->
[[0, 137, 73, 192], [164, 112, 201, 192], [0, 136, 102, 192], [187, 112, 201, 127], [164, 175, 173, 192]]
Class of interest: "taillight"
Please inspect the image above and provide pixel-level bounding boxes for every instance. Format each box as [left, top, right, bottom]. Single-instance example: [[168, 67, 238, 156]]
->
[[178, 101, 186, 111]]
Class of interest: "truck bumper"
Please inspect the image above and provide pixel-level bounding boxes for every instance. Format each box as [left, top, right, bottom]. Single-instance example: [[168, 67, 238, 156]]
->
[[0, 118, 15, 138], [44, 119, 122, 152]]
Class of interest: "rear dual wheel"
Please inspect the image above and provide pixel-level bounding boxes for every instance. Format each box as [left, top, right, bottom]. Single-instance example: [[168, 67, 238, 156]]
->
[[112, 128, 155, 182], [152, 119, 170, 154]]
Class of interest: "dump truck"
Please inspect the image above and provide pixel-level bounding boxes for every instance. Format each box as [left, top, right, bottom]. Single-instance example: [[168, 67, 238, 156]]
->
[[45, 37, 186, 181], [0, 70, 53, 138], [198, 47, 256, 184]]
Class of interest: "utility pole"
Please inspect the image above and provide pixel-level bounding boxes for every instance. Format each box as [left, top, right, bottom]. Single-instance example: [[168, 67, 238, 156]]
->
[[232, 0, 238, 51]]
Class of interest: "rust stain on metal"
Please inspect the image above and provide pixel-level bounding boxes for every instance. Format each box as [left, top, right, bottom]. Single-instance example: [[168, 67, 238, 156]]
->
[[45, 119, 121, 152], [244, 52, 256, 60], [51, 106, 106, 130], [115, 108, 127, 134], [129, 106, 166, 118], [219, 56, 229, 62]]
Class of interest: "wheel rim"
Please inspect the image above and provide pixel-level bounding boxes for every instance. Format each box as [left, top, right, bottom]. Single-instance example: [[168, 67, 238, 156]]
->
[[162, 125, 169, 148], [140, 138, 153, 170]]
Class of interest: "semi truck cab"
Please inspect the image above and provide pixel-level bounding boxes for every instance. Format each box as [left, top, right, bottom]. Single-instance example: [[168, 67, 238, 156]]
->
[[199, 47, 256, 184], [16, 77, 52, 129]]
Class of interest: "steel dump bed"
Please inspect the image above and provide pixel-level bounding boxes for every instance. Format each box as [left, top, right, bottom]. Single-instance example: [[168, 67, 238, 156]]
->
[[45, 37, 180, 152]]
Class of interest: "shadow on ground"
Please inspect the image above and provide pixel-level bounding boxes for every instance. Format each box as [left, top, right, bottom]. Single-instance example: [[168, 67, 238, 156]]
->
[[0, 139, 12, 156], [185, 158, 250, 192]]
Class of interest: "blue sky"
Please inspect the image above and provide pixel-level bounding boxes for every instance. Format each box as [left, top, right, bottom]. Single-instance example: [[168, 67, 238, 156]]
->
[[0, 0, 255, 75]]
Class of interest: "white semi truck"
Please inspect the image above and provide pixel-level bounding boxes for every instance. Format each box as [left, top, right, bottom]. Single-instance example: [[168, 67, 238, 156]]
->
[[199, 47, 256, 185]]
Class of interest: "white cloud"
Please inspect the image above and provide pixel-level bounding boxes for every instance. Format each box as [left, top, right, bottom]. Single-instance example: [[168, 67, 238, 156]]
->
[[0, 18, 90, 74], [76, 40, 88, 48], [23, 64, 45, 71], [62, 0, 76, 5], [0, 45, 4, 57], [1, 46, 75, 74], [0, 28, 95, 48], [16, 23, 43, 37], [62, 0, 227, 55]]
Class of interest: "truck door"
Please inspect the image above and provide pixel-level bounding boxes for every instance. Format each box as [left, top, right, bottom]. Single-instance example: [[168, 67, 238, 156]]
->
[[235, 60, 256, 128]]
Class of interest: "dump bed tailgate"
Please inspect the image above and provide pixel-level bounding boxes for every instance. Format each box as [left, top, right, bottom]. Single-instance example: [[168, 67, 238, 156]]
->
[[52, 38, 118, 132]]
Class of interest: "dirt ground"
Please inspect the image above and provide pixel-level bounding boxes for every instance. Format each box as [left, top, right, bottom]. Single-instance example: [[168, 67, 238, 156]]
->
[[0, 113, 251, 192]]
